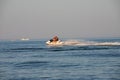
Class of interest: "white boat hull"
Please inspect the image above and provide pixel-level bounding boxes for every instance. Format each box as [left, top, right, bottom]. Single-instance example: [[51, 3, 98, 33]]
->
[[46, 40, 63, 45]]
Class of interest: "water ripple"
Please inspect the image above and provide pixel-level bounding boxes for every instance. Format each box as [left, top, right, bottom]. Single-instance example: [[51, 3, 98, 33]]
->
[[14, 61, 49, 69]]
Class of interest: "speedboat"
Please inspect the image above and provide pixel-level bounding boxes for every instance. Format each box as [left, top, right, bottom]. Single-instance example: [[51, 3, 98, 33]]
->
[[46, 40, 63, 45]]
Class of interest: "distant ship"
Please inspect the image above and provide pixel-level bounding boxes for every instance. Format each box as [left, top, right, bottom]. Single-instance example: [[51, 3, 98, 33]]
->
[[21, 38, 29, 41]]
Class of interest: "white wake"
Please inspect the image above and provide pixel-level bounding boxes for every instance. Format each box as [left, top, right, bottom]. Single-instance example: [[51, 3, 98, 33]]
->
[[63, 40, 120, 46]]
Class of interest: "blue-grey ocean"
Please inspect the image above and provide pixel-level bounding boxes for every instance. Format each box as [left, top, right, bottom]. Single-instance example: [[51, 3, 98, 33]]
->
[[0, 38, 120, 80]]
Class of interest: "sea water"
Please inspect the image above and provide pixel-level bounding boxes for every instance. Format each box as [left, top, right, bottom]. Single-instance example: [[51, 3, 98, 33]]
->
[[0, 38, 120, 80]]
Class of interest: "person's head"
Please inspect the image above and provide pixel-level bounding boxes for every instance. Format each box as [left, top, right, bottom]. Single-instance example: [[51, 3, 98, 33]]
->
[[53, 36, 59, 41]]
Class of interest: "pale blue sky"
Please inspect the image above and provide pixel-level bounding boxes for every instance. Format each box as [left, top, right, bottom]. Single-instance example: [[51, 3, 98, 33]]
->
[[0, 0, 120, 40]]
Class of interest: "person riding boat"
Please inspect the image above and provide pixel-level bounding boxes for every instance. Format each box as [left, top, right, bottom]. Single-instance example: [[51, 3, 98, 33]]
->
[[46, 36, 63, 45], [50, 36, 59, 43]]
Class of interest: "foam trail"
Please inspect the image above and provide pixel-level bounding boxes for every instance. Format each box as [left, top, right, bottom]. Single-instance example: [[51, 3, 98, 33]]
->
[[93, 42, 120, 46], [63, 40, 92, 46], [63, 40, 120, 46]]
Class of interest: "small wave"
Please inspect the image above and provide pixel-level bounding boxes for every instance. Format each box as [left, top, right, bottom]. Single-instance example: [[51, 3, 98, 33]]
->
[[46, 46, 119, 52], [14, 61, 49, 68], [11, 48, 45, 50], [4, 48, 46, 52], [70, 53, 120, 57]]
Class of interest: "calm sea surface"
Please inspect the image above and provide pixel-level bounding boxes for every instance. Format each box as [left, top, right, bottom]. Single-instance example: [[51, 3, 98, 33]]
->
[[0, 38, 120, 80]]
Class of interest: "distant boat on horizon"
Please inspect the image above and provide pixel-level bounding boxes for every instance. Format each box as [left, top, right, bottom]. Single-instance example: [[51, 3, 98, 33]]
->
[[20, 38, 29, 41]]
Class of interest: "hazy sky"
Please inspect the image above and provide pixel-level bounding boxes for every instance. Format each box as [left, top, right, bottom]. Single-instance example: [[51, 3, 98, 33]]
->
[[0, 0, 120, 40]]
